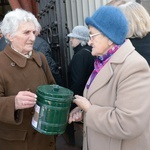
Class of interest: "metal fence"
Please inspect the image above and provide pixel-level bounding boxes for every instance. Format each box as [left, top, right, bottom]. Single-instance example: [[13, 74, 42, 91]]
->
[[36, 0, 149, 86]]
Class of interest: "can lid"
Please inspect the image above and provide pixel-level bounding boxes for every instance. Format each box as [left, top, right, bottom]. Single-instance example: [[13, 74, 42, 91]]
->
[[36, 84, 74, 102]]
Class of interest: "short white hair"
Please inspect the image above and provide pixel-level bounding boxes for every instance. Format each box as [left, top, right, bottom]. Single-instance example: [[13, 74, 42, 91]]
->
[[1, 8, 41, 44]]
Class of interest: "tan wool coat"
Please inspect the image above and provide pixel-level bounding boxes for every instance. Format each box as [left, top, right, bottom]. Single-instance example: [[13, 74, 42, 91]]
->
[[0, 46, 56, 150], [83, 40, 150, 150]]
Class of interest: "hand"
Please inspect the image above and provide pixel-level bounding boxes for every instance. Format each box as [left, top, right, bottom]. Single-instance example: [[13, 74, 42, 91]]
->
[[69, 107, 83, 124], [73, 95, 91, 112], [15, 91, 37, 110]]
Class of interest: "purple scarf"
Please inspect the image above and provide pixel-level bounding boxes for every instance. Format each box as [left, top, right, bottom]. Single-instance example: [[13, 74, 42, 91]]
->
[[86, 45, 120, 89]]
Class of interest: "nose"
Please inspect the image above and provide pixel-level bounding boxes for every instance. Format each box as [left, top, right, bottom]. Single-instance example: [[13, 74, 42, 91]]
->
[[88, 39, 92, 46], [30, 32, 36, 41]]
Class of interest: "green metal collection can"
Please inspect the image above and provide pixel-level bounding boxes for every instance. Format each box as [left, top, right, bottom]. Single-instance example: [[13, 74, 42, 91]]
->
[[32, 84, 73, 135]]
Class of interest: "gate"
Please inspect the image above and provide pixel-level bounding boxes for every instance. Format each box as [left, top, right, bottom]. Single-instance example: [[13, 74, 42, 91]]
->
[[35, 0, 148, 87], [36, 0, 70, 86]]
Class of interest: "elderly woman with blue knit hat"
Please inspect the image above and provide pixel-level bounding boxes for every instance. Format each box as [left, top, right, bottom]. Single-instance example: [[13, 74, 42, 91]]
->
[[69, 6, 150, 150]]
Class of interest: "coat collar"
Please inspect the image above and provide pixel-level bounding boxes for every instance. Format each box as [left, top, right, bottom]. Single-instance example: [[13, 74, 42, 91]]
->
[[73, 44, 91, 54], [84, 39, 135, 98], [4, 45, 42, 68]]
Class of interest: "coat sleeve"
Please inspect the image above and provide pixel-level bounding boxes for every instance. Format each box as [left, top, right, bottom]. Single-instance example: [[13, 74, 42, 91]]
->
[[85, 57, 150, 139], [0, 75, 23, 124], [39, 52, 56, 85], [68, 50, 94, 96]]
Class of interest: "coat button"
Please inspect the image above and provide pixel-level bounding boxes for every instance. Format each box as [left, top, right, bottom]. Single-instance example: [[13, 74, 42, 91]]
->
[[31, 108, 34, 114], [33, 131, 37, 135], [49, 141, 54, 147], [11, 62, 15, 66]]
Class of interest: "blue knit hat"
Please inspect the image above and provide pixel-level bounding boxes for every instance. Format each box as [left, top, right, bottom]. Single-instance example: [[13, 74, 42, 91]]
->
[[85, 6, 128, 45]]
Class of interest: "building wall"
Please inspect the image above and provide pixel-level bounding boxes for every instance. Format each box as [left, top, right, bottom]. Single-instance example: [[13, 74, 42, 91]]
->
[[65, 0, 150, 31], [65, 0, 150, 57], [65, 0, 110, 57], [142, 0, 150, 13], [65, 0, 109, 33]]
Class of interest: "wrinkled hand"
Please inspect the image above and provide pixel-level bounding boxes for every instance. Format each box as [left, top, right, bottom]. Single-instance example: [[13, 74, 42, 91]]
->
[[69, 107, 83, 124], [73, 95, 91, 112], [15, 91, 37, 110]]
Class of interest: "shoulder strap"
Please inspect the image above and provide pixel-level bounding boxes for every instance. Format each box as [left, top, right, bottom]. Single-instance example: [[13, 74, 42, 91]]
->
[[83, 48, 91, 53]]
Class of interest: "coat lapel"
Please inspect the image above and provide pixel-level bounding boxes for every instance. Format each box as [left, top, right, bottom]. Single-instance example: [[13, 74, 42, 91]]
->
[[86, 61, 113, 98], [4, 45, 42, 68]]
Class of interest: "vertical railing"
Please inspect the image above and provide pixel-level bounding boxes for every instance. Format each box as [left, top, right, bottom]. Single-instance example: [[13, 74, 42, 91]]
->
[[36, 0, 69, 87]]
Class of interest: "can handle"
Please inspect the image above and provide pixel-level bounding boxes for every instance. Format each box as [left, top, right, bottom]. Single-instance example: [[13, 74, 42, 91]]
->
[[53, 85, 59, 92]]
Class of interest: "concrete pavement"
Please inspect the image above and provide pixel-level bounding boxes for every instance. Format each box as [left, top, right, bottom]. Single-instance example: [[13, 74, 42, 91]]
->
[[56, 123, 83, 150]]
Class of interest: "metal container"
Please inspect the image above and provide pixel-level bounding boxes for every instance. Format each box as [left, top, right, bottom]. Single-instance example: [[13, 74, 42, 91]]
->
[[32, 84, 73, 135]]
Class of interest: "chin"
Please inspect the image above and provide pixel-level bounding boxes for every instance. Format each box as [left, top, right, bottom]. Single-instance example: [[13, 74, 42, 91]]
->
[[91, 51, 96, 56], [28, 47, 33, 51], [27, 49, 33, 51]]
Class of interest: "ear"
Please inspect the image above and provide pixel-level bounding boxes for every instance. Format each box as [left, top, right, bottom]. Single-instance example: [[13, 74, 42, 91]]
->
[[6, 34, 13, 42]]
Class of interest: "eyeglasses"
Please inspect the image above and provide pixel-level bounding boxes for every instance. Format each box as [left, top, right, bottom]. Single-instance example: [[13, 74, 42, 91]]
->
[[89, 32, 102, 40]]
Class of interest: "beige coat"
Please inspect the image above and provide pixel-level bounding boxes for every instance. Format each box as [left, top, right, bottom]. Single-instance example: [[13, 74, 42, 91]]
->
[[83, 40, 150, 150], [0, 46, 56, 150]]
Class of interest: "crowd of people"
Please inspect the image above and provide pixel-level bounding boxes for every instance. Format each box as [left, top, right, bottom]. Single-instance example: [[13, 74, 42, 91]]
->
[[0, 1, 150, 150]]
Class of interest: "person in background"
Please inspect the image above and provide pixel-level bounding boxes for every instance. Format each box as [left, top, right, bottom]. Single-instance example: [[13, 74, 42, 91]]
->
[[0, 22, 7, 51], [69, 5, 150, 150], [33, 35, 63, 85], [67, 25, 94, 108], [0, 28, 2, 39], [66, 25, 94, 145], [118, 1, 150, 65], [0, 8, 56, 150], [0, 34, 6, 51]]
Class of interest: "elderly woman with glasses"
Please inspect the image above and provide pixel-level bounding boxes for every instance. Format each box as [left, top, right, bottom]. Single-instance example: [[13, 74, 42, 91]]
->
[[0, 9, 56, 150], [69, 6, 150, 150]]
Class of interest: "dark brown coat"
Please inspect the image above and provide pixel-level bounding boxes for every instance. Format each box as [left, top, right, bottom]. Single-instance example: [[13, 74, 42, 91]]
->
[[0, 46, 56, 150]]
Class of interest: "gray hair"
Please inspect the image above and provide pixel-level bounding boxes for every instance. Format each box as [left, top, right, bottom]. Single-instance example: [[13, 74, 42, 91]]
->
[[1, 8, 41, 44], [79, 40, 87, 46]]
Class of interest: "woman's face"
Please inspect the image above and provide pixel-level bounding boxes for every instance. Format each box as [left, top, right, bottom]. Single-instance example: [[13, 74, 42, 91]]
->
[[88, 26, 113, 56], [70, 37, 80, 48], [8, 21, 36, 54]]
